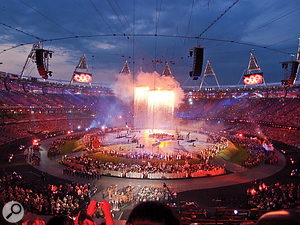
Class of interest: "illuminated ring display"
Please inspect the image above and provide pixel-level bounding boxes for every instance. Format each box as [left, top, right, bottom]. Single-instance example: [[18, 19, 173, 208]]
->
[[73, 73, 92, 83], [244, 74, 263, 85]]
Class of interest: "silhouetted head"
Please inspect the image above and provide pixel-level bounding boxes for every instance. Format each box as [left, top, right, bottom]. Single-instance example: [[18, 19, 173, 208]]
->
[[126, 201, 180, 225], [46, 215, 74, 225], [256, 210, 300, 225]]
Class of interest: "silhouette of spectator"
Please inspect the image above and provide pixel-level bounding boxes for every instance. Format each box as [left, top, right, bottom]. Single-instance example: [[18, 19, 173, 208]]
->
[[46, 215, 74, 225], [126, 201, 180, 225]]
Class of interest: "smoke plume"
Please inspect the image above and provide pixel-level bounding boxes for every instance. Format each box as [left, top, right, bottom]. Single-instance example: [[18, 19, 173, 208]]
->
[[113, 71, 184, 107]]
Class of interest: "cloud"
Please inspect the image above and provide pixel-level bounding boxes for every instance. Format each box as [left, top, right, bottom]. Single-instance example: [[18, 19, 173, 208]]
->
[[88, 41, 117, 50]]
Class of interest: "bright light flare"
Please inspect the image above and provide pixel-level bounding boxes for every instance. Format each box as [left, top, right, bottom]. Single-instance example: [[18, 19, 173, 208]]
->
[[134, 86, 175, 129], [135, 86, 150, 105], [148, 90, 175, 113], [32, 139, 39, 145]]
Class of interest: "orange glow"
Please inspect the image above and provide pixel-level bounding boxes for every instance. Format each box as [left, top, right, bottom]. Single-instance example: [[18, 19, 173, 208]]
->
[[135, 87, 174, 112], [134, 87, 175, 129], [148, 89, 175, 114]]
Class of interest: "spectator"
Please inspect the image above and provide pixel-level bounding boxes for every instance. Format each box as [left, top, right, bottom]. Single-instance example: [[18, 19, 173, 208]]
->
[[126, 201, 180, 225]]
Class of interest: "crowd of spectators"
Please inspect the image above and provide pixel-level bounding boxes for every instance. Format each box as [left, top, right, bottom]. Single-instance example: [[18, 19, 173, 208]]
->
[[247, 182, 299, 210], [0, 172, 97, 216], [178, 95, 300, 148], [0, 88, 113, 110], [225, 122, 300, 148], [179, 97, 300, 128], [106, 185, 134, 211], [134, 186, 171, 203], [104, 184, 172, 211], [225, 134, 279, 168], [0, 116, 92, 146]]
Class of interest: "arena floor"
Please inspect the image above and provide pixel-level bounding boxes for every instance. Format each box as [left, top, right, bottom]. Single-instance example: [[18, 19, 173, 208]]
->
[[99, 129, 213, 154], [34, 133, 286, 192]]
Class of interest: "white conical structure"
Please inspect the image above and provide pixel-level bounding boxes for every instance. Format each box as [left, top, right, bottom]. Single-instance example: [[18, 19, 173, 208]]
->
[[247, 53, 261, 73], [161, 62, 172, 76], [242, 51, 266, 87], [76, 54, 88, 70], [70, 54, 91, 85], [20, 42, 41, 78], [120, 60, 131, 74], [199, 60, 220, 90]]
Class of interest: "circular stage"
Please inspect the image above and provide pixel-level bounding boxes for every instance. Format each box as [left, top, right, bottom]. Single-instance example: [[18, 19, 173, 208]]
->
[[101, 129, 215, 155], [62, 129, 227, 179], [32, 129, 286, 194]]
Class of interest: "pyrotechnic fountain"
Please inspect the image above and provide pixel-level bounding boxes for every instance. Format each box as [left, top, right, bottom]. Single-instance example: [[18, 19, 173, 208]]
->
[[134, 87, 175, 130], [114, 62, 184, 132]]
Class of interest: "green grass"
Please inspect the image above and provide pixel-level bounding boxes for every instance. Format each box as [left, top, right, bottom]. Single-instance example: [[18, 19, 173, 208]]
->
[[218, 141, 249, 165], [59, 139, 84, 155]]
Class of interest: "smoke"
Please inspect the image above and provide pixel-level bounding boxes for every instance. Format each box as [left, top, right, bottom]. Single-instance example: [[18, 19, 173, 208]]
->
[[113, 71, 184, 107], [113, 73, 134, 104]]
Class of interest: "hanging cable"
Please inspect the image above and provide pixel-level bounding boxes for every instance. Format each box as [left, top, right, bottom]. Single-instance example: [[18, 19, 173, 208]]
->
[[0, 22, 43, 41], [132, 0, 135, 78], [185, 0, 194, 39], [88, 0, 115, 33], [18, 0, 76, 36], [156, 0, 163, 32], [112, 0, 130, 29], [106, 0, 126, 30], [197, 0, 240, 38], [248, 6, 300, 32], [154, 0, 163, 71], [0, 33, 293, 56]]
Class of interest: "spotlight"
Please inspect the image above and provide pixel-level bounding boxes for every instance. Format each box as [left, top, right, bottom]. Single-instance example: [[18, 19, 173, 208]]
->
[[32, 139, 39, 145], [234, 210, 238, 215]]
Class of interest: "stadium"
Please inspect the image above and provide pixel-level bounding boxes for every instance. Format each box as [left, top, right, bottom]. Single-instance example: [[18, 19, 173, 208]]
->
[[0, 1, 300, 225]]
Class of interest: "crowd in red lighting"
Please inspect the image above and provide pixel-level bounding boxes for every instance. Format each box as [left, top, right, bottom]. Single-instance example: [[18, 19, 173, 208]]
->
[[247, 182, 299, 210], [0, 172, 97, 216], [61, 153, 225, 179]]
